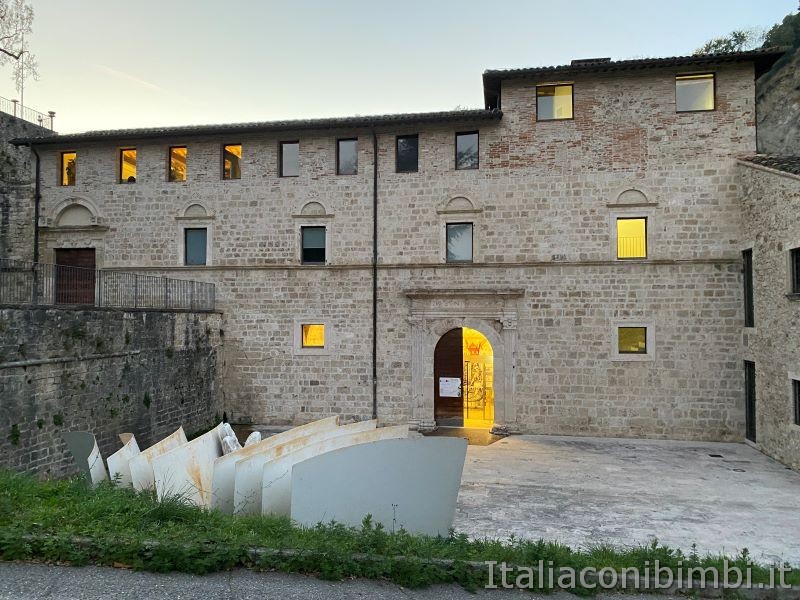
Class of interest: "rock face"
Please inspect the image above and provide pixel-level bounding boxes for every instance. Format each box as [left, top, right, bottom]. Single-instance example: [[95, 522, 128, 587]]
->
[[757, 45, 800, 154]]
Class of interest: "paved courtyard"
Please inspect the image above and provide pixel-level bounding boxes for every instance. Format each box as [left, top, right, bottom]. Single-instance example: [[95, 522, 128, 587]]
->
[[454, 435, 800, 565]]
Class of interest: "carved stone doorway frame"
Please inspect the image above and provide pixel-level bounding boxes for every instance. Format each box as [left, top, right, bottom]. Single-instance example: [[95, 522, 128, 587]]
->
[[405, 289, 523, 434]]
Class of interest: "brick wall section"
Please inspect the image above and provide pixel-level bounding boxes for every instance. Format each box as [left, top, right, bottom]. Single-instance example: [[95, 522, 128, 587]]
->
[[739, 162, 800, 469], [0, 306, 222, 477], [0, 113, 52, 262], [29, 62, 759, 441]]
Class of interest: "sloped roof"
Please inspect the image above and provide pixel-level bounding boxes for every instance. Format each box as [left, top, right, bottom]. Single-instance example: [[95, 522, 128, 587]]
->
[[739, 155, 800, 176]]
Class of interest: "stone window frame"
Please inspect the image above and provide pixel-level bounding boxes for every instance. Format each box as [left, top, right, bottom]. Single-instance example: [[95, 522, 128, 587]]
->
[[176, 203, 214, 266], [786, 241, 800, 299], [610, 319, 655, 362], [741, 243, 756, 329], [293, 318, 332, 356], [437, 196, 482, 264], [789, 372, 800, 428], [609, 207, 655, 262], [293, 202, 333, 266]]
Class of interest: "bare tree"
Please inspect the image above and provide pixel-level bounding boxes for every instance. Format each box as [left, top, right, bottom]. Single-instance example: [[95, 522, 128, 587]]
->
[[0, 0, 39, 100]]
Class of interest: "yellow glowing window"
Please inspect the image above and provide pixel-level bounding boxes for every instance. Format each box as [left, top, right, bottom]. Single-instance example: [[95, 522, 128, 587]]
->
[[617, 217, 647, 259], [60, 151, 76, 186], [536, 84, 573, 120], [119, 148, 136, 183], [676, 74, 714, 112], [301, 324, 325, 348], [222, 144, 242, 180], [169, 146, 187, 182], [618, 327, 647, 354]]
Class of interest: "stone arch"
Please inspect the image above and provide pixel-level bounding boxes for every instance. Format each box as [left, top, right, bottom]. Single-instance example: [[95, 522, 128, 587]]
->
[[437, 195, 480, 214], [616, 188, 648, 205], [51, 197, 100, 227], [178, 200, 212, 218], [300, 201, 328, 216]]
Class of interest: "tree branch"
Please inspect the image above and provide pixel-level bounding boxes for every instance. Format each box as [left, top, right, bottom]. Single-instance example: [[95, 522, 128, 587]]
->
[[0, 46, 22, 59]]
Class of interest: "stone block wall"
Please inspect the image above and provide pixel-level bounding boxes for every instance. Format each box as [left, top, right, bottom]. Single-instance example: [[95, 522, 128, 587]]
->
[[739, 161, 800, 469], [0, 306, 222, 477]]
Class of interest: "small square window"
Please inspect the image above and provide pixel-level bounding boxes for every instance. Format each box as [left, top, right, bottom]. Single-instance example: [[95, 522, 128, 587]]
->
[[455, 132, 478, 170], [119, 148, 136, 183], [301, 324, 325, 348], [446, 222, 473, 263], [616, 217, 647, 259], [169, 146, 187, 182], [536, 84, 573, 120], [280, 141, 299, 177], [793, 380, 800, 426], [790, 248, 800, 295], [301, 226, 326, 264], [337, 138, 358, 175], [396, 134, 419, 173], [676, 74, 715, 112], [60, 151, 76, 186], [184, 228, 207, 266], [618, 327, 647, 354], [222, 144, 242, 180]]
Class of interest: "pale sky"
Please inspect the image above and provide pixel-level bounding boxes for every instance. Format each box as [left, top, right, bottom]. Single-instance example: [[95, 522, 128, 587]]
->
[[8, 0, 798, 133]]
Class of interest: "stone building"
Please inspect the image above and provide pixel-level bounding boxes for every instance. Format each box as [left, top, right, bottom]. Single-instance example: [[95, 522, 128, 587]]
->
[[8, 48, 799, 467]]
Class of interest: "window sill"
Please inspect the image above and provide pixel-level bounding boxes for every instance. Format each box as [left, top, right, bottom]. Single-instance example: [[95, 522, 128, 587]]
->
[[786, 293, 800, 301], [611, 354, 654, 362]]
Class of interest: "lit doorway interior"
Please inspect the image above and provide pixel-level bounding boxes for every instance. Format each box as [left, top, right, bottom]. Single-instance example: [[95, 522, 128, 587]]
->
[[433, 327, 495, 429]]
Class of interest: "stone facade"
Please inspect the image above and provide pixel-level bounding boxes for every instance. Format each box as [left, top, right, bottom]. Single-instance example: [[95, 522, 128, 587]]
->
[[16, 56, 778, 444], [0, 113, 53, 262], [0, 306, 222, 477], [738, 160, 800, 470]]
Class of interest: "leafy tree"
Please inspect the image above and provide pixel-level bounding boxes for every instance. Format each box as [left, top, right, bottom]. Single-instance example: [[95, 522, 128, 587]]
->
[[694, 29, 764, 55], [762, 6, 800, 48], [0, 0, 39, 95]]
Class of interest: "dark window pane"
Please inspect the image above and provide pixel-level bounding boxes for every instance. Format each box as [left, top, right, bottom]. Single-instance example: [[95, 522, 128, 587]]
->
[[185, 228, 207, 266], [396, 135, 419, 173], [618, 327, 647, 354], [536, 85, 573, 120], [223, 144, 242, 180], [337, 139, 358, 175], [446, 223, 473, 262], [281, 142, 299, 177], [791, 248, 800, 294], [302, 226, 326, 264], [794, 380, 800, 426], [743, 249, 754, 327], [744, 361, 756, 442], [455, 132, 478, 170], [676, 74, 714, 112]]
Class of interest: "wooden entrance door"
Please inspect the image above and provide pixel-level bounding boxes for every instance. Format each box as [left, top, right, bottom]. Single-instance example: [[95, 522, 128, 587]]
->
[[434, 328, 464, 426], [54, 248, 96, 305]]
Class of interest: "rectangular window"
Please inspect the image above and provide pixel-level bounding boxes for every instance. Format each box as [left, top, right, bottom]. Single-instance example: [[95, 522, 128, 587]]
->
[[301, 226, 326, 264], [536, 84, 573, 121], [618, 327, 647, 354], [301, 324, 325, 348], [455, 131, 478, 170], [119, 148, 136, 183], [743, 249, 754, 327], [169, 146, 187, 182], [616, 217, 647, 259], [184, 228, 207, 266], [60, 151, 76, 186], [396, 134, 419, 173], [222, 144, 242, 180], [794, 379, 800, 426], [337, 138, 358, 175], [744, 360, 756, 442], [446, 222, 473, 263], [676, 74, 715, 112], [280, 141, 299, 177], [790, 248, 800, 294]]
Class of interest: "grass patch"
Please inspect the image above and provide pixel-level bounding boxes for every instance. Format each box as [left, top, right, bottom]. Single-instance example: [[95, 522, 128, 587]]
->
[[0, 469, 795, 591]]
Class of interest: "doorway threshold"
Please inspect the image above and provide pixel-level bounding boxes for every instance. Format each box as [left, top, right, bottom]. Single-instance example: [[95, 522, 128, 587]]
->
[[423, 426, 504, 446]]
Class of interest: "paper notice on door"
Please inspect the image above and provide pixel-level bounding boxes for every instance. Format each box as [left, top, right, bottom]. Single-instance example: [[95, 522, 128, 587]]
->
[[439, 377, 461, 398]]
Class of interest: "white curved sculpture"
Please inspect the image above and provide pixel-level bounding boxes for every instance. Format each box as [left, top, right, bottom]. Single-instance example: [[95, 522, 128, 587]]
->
[[106, 434, 140, 487], [129, 427, 187, 491], [211, 416, 339, 515], [290, 437, 467, 535], [62, 431, 108, 487], [261, 425, 409, 517], [233, 419, 378, 516], [152, 423, 226, 506]]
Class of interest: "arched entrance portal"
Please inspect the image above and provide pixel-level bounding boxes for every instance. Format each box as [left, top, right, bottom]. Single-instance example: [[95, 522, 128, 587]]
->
[[433, 327, 494, 429]]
